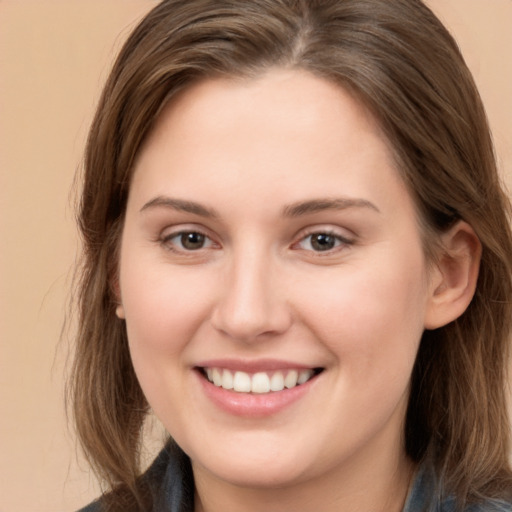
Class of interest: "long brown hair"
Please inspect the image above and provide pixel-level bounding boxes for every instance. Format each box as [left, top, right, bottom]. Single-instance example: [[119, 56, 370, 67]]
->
[[70, 0, 512, 508]]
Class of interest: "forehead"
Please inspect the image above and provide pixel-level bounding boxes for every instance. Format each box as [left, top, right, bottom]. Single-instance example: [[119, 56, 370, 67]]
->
[[144, 69, 385, 155], [128, 69, 409, 222]]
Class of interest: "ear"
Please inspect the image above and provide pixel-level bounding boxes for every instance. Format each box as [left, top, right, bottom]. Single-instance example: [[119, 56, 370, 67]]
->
[[116, 304, 125, 319], [110, 274, 125, 319], [424, 221, 481, 330]]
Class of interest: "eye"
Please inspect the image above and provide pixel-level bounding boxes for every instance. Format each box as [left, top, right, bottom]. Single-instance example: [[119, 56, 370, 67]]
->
[[162, 230, 215, 251], [296, 231, 351, 252]]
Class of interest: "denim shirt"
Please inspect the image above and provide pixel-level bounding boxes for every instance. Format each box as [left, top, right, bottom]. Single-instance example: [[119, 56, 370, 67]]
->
[[403, 462, 512, 512], [80, 445, 512, 512]]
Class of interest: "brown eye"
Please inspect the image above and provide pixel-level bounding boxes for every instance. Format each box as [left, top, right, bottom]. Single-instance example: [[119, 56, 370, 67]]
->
[[296, 231, 352, 253], [180, 232, 206, 250], [310, 233, 337, 251], [162, 230, 214, 252]]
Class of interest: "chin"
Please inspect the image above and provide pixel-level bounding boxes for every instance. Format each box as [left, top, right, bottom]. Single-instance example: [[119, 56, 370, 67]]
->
[[183, 433, 313, 489], [195, 456, 309, 489]]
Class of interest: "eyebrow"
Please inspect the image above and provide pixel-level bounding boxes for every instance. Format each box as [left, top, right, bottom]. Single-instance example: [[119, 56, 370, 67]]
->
[[140, 195, 379, 219], [282, 197, 380, 217], [140, 196, 218, 218]]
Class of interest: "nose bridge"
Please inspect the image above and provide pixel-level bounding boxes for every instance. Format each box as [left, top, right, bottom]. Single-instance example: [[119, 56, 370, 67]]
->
[[212, 243, 290, 341]]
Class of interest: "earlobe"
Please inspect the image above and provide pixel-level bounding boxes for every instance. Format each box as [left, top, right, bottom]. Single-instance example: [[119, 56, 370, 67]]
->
[[424, 221, 481, 330], [110, 273, 125, 319], [116, 304, 126, 319]]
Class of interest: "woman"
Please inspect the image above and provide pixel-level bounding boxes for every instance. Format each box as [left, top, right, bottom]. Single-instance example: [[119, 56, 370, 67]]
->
[[71, 0, 512, 511]]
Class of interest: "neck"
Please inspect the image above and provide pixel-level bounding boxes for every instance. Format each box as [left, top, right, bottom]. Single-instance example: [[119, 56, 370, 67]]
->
[[193, 448, 414, 512]]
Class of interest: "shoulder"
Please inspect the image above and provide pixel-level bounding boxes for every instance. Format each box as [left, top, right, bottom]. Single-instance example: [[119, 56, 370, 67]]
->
[[75, 442, 193, 512], [455, 499, 512, 512], [404, 462, 512, 512], [75, 445, 172, 512], [77, 500, 102, 512], [446, 499, 512, 512]]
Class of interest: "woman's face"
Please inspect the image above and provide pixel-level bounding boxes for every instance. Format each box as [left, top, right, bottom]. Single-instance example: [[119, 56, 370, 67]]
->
[[118, 70, 436, 490]]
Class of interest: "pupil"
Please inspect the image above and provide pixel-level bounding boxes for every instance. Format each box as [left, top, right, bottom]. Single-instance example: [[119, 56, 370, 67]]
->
[[181, 232, 205, 250], [311, 233, 335, 251]]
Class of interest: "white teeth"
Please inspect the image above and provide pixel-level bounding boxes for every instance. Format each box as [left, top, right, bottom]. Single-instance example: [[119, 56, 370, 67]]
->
[[251, 372, 270, 394], [221, 369, 234, 389], [284, 369, 298, 389], [205, 368, 316, 394], [269, 371, 285, 391], [233, 371, 252, 392], [298, 369, 313, 385], [212, 368, 222, 386]]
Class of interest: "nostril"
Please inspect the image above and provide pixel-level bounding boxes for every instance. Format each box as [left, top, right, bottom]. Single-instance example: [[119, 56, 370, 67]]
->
[[210, 268, 293, 341], [210, 300, 293, 342]]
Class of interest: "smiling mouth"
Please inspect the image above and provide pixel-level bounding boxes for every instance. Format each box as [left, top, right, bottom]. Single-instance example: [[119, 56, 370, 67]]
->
[[198, 367, 323, 394]]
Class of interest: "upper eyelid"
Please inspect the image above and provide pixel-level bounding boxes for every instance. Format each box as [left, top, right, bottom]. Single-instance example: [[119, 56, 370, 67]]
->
[[158, 230, 219, 256], [158, 225, 218, 249], [294, 224, 356, 241], [290, 226, 357, 254], [160, 223, 213, 238], [161, 228, 209, 240], [295, 232, 353, 247]]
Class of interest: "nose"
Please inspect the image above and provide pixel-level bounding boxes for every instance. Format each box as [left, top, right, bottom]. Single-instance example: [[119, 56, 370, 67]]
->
[[211, 249, 292, 342]]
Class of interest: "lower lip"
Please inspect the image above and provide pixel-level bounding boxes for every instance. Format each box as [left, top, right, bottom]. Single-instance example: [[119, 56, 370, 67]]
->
[[196, 371, 317, 418]]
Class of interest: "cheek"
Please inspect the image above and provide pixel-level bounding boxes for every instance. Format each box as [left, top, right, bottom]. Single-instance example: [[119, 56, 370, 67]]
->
[[119, 253, 216, 360], [119, 257, 218, 424], [296, 256, 428, 371]]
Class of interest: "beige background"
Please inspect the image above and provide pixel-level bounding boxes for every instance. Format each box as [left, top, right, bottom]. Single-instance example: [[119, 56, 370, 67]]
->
[[0, 1, 511, 511]]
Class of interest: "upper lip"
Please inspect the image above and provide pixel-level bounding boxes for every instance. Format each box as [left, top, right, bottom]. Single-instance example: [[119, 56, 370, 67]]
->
[[195, 358, 322, 373]]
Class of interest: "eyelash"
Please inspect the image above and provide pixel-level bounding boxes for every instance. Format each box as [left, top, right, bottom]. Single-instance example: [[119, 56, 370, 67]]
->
[[160, 230, 217, 253], [293, 229, 354, 254], [159, 227, 353, 255]]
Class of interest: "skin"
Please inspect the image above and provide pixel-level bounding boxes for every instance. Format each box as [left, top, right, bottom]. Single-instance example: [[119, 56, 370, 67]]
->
[[116, 69, 479, 512]]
